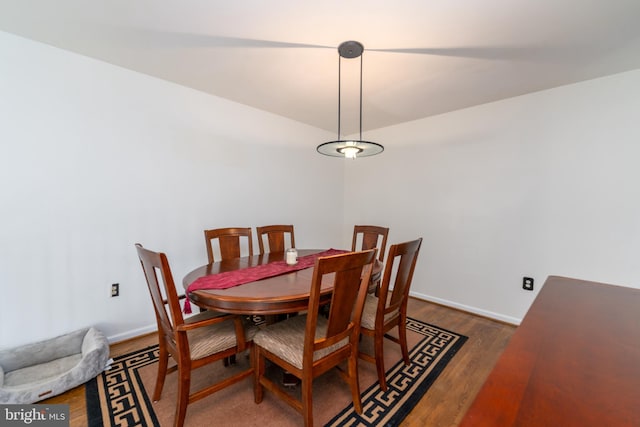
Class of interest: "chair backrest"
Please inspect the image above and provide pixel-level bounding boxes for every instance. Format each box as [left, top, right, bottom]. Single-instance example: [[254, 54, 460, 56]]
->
[[204, 227, 254, 263], [135, 243, 185, 355], [351, 225, 389, 262], [256, 225, 295, 255], [304, 249, 376, 367], [376, 238, 423, 323]]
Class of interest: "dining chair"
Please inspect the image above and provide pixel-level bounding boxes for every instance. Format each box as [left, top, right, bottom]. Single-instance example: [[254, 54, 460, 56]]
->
[[352, 225, 389, 292], [352, 225, 389, 263], [256, 224, 295, 255], [253, 249, 377, 427], [135, 243, 257, 427], [204, 227, 254, 263], [358, 237, 422, 391]]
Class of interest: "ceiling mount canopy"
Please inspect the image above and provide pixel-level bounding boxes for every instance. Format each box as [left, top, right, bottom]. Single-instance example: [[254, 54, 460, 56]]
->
[[317, 41, 384, 159]]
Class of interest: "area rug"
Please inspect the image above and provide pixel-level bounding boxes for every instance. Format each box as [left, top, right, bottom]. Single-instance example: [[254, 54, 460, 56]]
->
[[86, 318, 466, 426]]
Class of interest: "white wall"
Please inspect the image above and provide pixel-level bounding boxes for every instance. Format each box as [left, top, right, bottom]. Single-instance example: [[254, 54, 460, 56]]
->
[[2, 32, 639, 349], [344, 69, 640, 324], [0, 32, 345, 348]]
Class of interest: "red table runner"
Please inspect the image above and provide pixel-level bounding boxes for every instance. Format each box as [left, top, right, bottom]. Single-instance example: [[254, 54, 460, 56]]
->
[[184, 249, 348, 314]]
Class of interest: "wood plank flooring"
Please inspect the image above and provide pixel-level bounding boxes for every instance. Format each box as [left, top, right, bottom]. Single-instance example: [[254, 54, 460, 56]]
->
[[401, 298, 515, 427], [41, 297, 515, 426]]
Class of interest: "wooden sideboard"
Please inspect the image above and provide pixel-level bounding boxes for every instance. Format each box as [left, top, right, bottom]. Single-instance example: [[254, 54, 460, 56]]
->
[[459, 275, 640, 426]]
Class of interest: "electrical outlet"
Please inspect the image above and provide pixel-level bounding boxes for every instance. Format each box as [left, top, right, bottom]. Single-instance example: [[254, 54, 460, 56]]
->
[[522, 277, 534, 291], [111, 283, 120, 297]]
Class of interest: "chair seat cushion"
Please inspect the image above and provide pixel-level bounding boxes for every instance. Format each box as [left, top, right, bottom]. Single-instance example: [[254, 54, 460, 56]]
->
[[253, 315, 348, 369], [361, 294, 398, 330], [186, 314, 258, 360]]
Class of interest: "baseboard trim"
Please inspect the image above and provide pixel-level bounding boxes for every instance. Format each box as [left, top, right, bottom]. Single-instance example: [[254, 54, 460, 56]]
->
[[107, 324, 156, 344], [409, 291, 521, 326]]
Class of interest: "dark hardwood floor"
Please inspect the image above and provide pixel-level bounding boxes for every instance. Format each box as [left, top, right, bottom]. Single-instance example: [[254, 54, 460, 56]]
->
[[43, 297, 515, 426], [401, 298, 515, 427]]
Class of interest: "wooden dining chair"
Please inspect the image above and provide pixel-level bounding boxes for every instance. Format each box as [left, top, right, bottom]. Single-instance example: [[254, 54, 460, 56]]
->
[[204, 227, 254, 263], [352, 225, 389, 262], [256, 224, 295, 254], [253, 249, 376, 427], [358, 237, 422, 391], [352, 225, 389, 292], [135, 243, 257, 427]]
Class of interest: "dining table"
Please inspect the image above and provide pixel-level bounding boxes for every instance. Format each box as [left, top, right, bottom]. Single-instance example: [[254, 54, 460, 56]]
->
[[182, 249, 381, 315]]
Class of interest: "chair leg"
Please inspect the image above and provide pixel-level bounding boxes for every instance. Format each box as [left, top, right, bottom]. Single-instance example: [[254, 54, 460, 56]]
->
[[398, 322, 410, 365], [175, 368, 191, 427], [254, 346, 265, 404], [153, 346, 169, 401], [374, 331, 388, 391], [348, 352, 363, 414], [301, 377, 313, 427], [223, 354, 236, 366]]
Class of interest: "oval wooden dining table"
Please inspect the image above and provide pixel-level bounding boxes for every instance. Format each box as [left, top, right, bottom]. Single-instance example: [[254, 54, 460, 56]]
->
[[182, 249, 381, 315]]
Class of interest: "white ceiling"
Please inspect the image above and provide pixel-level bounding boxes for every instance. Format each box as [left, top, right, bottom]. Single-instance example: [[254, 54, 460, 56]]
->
[[1, 0, 640, 136]]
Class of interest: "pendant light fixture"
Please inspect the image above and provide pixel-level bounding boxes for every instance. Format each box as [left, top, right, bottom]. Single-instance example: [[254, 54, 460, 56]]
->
[[317, 41, 384, 159]]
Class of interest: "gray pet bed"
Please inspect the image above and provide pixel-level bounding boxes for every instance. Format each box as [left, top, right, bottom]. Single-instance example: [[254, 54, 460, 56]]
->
[[0, 327, 109, 404]]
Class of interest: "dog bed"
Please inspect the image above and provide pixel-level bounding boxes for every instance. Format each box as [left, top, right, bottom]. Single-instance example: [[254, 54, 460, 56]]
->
[[0, 327, 109, 404]]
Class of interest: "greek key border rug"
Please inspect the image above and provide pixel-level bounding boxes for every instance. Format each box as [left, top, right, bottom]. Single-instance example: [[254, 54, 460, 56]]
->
[[86, 318, 466, 427]]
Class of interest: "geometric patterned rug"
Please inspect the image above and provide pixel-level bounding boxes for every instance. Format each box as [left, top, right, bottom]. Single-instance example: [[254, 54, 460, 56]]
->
[[86, 318, 466, 427]]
